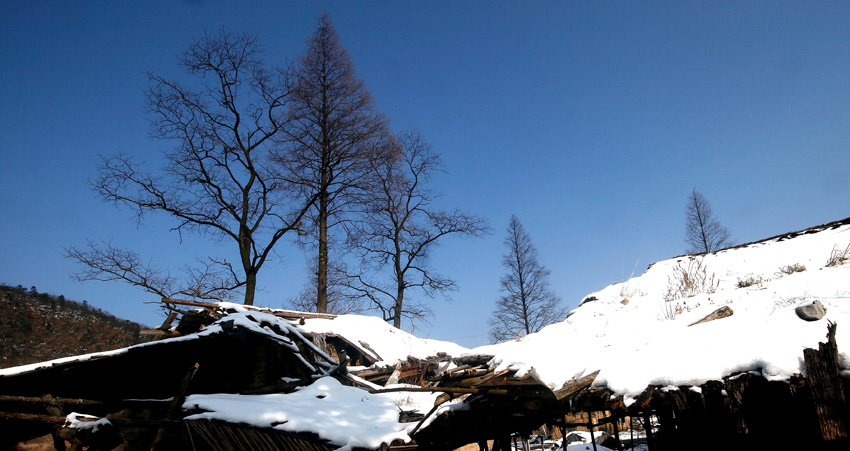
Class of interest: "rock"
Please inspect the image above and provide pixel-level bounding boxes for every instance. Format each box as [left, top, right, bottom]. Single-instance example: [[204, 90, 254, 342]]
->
[[564, 432, 586, 445], [689, 306, 734, 326], [795, 300, 826, 321]]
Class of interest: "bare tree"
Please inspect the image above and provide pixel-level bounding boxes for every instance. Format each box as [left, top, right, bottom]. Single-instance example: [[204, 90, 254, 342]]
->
[[489, 215, 566, 343], [276, 15, 390, 313], [65, 239, 239, 302], [284, 257, 366, 315], [346, 130, 490, 329], [66, 30, 314, 306], [685, 188, 733, 254]]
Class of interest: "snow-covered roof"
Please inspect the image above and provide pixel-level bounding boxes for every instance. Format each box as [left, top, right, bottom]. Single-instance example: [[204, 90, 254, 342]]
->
[[0, 310, 336, 378], [183, 376, 417, 451], [296, 313, 470, 366], [4, 218, 849, 449], [472, 218, 850, 398]]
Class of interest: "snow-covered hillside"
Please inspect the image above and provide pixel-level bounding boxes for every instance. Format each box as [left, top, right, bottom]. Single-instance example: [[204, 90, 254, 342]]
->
[[474, 218, 850, 399]]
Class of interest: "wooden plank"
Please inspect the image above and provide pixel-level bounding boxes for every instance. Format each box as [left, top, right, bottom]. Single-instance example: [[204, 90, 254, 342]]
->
[[553, 370, 600, 400]]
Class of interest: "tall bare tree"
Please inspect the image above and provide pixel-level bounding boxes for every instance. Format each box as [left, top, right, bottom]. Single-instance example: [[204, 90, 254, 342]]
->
[[346, 131, 490, 329], [489, 215, 565, 343], [66, 30, 314, 306], [685, 188, 733, 254], [285, 257, 365, 315], [276, 15, 390, 313]]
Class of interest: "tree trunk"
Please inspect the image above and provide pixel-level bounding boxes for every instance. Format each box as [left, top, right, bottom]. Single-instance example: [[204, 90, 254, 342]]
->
[[240, 227, 256, 305], [316, 191, 329, 313], [244, 269, 256, 306], [392, 285, 404, 329]]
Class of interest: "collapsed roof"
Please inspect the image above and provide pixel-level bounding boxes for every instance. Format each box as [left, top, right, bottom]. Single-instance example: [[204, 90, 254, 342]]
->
[[2, 218, 849, 449]]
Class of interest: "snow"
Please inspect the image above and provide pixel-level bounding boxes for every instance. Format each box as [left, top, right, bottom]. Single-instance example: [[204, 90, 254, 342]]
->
[[0, 347, 130, 377], [4, 219, 849, 449], [183, 376, 414, 450], [297, 314, 471, 366], [472, 220, 850, 397], [64, 412, 112, 432]]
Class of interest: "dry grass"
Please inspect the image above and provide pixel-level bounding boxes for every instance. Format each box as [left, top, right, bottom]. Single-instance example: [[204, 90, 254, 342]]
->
[[826, 243, 850, 267]]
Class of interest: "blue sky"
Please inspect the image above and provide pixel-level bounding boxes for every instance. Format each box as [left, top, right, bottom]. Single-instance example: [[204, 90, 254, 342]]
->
[[2, 1, 849, 347]]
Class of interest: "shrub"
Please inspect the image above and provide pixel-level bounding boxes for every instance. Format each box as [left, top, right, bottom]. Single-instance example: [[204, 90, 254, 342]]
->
[[661, 258, 716, 320], [772, 293, 812, 313], [660, 300, 684, 321], [663, 258, 718, 302], [736, 274, 764, 288], [777, 263, 806, 276], [826, 243, 850, 267]]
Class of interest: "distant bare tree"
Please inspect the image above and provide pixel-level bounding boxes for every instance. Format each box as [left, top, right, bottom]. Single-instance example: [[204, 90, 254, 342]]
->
[[346, 130, 490, 329], [275, 15, 390, 313], [489, 215, 566, 343], [66, 30, 314, 305], [685, 188, 733, 254]]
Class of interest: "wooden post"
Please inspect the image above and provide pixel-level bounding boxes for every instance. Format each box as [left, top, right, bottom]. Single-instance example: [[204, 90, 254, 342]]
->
[[588, 412, 598, 451], [803, 321, 847, 441], [611, 416, 623, 451], [643, 412, 655, 451], [150, 362, 199, 450], [560, 425, 567, 450]]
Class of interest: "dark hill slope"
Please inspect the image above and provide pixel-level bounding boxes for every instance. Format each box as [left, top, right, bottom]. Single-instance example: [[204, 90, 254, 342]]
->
[[0, 284, 146, 369]]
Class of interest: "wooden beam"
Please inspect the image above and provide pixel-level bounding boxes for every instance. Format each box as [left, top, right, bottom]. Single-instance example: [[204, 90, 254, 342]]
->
[[553, 370, 599, 400], [150, 362, 199, 450], [0, 396, 169, 409], [140, 329, 180, 339], [588, 412, 598, 451], [0, 411, 66, 423], [160, 298, 337, 320], [803, 321, 847, 440], [370, 386, 509, 396], [0, 411, 178, 429], [0, 395, 104, 407]]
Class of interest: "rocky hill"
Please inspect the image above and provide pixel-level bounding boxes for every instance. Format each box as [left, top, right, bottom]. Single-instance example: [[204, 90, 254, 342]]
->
[[0, 284, 147, 369]]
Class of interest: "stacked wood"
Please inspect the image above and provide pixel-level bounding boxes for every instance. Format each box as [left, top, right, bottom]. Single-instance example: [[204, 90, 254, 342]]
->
[[185, 419, 337, 451]]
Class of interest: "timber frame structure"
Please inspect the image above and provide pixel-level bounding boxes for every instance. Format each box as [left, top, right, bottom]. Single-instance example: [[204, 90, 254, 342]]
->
[[1, 300, 848, 450]]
